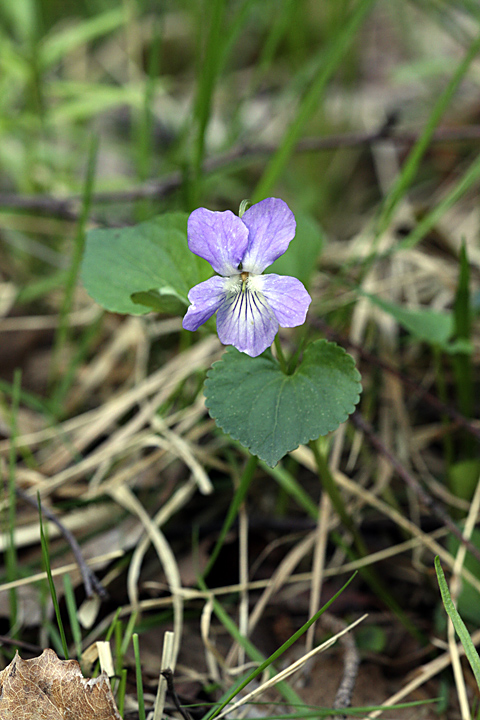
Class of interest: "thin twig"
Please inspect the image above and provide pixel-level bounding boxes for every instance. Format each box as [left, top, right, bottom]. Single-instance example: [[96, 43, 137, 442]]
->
[[16, 487, 107, 599], [350, 411, 480, 566], [321, 612, 360, 720], [0, 634, 43, 654], [160, 669, 194, 720], [2, 124, 480, 220]]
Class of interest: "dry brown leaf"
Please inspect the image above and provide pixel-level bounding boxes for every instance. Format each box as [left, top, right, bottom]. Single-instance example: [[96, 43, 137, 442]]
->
[[0, 648, 122, 720]]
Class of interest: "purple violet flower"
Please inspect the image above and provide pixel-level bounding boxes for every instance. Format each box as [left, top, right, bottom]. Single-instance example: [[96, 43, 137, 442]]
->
[[182, 198, 312, 357]]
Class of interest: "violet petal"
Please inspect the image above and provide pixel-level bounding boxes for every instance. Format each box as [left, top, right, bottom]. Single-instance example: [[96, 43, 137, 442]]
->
[[216, 284, 279, 357], [261, 274, 311, 327], [188, 208, 249, 276], [241, 198, 296, 274], [182, 276, 227, 331]]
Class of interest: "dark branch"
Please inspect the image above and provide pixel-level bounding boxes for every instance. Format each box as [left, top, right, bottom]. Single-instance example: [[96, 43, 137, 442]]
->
[[2, 124, 480, 221], [160, 669, 194, 720], [16, 487, 107, 599]]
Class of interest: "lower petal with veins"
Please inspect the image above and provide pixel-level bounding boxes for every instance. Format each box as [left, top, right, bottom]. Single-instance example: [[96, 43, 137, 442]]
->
[[216, 287, 278, 357], [182, 276, 227, 331]]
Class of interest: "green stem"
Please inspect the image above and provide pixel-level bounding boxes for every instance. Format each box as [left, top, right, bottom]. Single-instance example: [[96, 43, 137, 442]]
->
[[309, 439, 424, 642], [274, 335, 288, 374], [133, 634, 146, 720], [433, 347, 454, 471], [287, 333, 306, 375]]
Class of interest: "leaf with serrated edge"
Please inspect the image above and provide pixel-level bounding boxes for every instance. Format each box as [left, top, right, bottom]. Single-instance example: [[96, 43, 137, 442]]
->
[[0, 648, 121, 720], [205, 339, 362, 467]]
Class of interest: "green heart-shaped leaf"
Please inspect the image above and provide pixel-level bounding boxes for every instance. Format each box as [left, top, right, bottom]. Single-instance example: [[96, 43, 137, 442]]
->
[[81, 213, 211, 315], [205, 339, 361, 466]]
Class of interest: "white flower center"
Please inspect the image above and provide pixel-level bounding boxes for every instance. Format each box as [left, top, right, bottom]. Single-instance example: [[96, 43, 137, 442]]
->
[[245, 274, 264, 293], [224, 275, 243, 294], [224, 272, 265, 297]]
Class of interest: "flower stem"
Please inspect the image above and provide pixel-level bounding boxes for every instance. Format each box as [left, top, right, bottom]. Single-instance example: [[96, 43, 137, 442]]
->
[[274, 335, 288, 373]]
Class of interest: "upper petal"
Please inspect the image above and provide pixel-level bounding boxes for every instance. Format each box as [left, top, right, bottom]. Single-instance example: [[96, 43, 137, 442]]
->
[[182, 276, 227, 331], [188, 208, 249, 276], [260, 274, 311, 327], [241, 198, 296, 274], [216, 283, 279, 357]]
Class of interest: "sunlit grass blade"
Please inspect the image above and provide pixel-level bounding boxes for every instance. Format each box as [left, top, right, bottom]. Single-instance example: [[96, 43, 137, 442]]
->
[[121, 609, 139, 657], [252, 0, 376, 201], [354, 150, 480, 272], [375, 29, 480, 238], [134, 14, 162, 221], [190, 0, 228, 204], [435, 556, 480, 690], [105, 607, 122, 644], [49, 83, 145, 124], [114, 619, 124, 680], [1, 0, 36, 43], [14, 270, 69, 305], [200, 572, 357, 720], [190, 699, 436, 718], [40, 8, 125, 68]]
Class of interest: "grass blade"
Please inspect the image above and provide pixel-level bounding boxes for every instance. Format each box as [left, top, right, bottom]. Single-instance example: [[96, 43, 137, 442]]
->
[[38, 492, 69, 659], [190, 0, 229, 204], [435, 555, 480, 690], [133, 633, 146, 720], [375, 29, 480, 237], [200, 571, 357, 720], [252, 0, 376, 201]]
